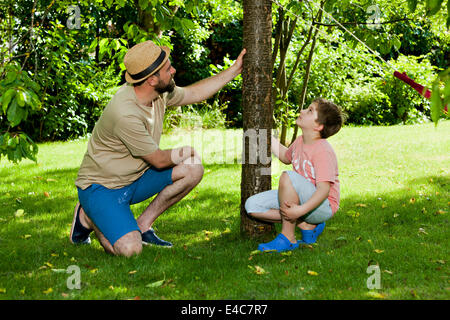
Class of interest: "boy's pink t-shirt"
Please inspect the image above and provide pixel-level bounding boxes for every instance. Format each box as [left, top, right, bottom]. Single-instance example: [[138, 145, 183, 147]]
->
[[285, 136, 340, 214]]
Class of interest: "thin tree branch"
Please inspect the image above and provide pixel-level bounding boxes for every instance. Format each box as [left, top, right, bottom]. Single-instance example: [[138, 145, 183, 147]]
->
[[313, 18, 411, 27]]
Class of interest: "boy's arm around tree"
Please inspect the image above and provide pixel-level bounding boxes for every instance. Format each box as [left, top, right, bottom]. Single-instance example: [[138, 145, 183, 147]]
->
[[271, 135, 291, 164]]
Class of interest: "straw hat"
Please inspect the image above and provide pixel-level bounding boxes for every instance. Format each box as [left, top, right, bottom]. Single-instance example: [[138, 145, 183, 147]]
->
[[124, 40, 170, 84]]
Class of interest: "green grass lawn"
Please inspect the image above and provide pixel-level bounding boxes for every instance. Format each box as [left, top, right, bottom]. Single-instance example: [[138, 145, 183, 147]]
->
[[0, 122, 449, 300]]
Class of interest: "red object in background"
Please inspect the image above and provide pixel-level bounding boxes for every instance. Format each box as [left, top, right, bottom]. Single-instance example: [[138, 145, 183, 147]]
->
[[393, 71, 432, 98], [394, 71, 448, 113]]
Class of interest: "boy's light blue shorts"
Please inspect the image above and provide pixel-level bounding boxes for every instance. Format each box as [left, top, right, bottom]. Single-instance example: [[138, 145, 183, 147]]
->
[[245, 170, 332, 224], [77, 166, 173, 246]]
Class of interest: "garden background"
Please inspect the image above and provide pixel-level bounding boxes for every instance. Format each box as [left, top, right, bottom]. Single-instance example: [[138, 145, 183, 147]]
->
[[0, 0, 449, 300]]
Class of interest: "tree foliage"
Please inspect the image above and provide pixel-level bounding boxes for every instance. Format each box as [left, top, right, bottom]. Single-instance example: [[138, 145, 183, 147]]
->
[[0, 0, 448, 163]]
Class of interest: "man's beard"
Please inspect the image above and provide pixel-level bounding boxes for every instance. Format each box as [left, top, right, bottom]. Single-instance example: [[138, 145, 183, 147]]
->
[[155, 78, 175, 94]]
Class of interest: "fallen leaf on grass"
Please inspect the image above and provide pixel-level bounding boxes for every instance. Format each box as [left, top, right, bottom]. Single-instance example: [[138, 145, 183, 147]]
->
[[43, 288, 53, 295], [307, 270, 319, 276], [254, 265, 267, 275], [14, 209, 25, 217], [248, 265, 268, 275], [43, 192, 50, 198], [346, 210, 360, 218], [22, 234, 32, 239], [146, 280, 165, 288], [222, 228, 231, 234], [128, 270, 137, 275], [418, 228, 428, 235], [366, 291, 386, 299], [383, 270, 393, 275], [187, 254, 202, 260], [374, 249, 384, 254], [355, 203, 367, 208]]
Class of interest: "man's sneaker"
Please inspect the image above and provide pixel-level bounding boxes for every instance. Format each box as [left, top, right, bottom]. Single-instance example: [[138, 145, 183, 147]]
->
[[70, 202, 93, 245], [141, 228, 173, 248]]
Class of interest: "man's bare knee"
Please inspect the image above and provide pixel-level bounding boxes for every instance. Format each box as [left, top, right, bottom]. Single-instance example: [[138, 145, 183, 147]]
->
[[113, 231, 142, 257], [181, 158, 204, 182]]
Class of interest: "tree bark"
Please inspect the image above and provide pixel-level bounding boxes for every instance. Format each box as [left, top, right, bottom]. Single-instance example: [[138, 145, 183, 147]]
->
[[241, 0, 274, 237]]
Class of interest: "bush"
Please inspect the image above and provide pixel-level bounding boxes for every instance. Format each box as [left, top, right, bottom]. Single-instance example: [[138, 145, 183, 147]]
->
[[341, 83, 393, 125], [163, 100, 227, 132], [377, 54, 437, 124], [287, 38, 438, 126]]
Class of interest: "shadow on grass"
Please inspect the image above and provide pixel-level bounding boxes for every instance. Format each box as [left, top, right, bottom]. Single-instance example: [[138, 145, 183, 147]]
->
[[1, 161, 448, 299]]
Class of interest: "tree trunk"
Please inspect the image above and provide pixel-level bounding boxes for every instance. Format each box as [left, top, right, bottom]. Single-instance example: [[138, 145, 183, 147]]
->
[[241, 0, 274, 237]]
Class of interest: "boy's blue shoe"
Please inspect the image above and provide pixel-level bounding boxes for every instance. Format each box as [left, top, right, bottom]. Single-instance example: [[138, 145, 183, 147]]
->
[[298, 222, 326, 244], [258, 233, 299, 252], [141, 228, 173, 248], [70, 202, 92, 245]]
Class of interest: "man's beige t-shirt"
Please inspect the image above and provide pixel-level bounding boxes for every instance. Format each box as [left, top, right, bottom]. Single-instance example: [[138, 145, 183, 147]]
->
[[75, 84, 185, 190]]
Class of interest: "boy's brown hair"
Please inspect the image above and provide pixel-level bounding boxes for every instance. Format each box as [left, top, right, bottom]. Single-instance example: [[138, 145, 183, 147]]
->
[[314, 98, 346, 139]]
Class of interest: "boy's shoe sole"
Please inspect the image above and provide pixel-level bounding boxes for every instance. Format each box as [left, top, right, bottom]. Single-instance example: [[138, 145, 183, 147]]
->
[[70, 202, 92, 245]]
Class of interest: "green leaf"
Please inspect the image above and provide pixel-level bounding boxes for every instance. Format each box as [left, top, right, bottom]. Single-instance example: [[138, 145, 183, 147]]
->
[[447, 0, 450, 28], [88, 38, 98, 53], [407, 0, 418, 12], [7, 100, 26, 127], [426, 0, 444, 16], [16, 90, 25, 107], [430, 83, 442, 125], [146, 280, 164, 288], [139, 0, 149, 10], [392, 37, 402, 51], [2, 89, 16, 114], [4, 70, 17, 85]]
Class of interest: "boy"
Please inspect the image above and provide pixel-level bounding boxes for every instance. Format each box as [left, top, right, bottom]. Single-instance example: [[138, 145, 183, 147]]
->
[[245, 98, 344, 252]]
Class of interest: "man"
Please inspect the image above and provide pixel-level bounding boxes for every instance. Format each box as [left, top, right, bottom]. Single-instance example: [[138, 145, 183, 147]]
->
[[70, 40, 246, 257]]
